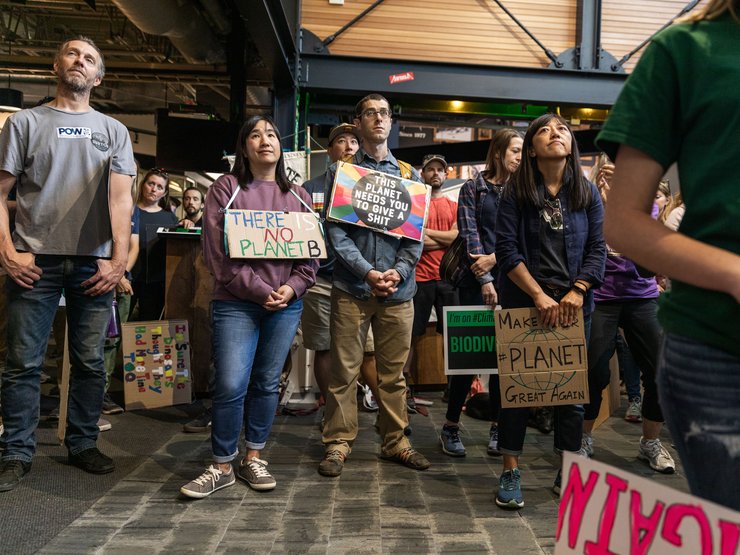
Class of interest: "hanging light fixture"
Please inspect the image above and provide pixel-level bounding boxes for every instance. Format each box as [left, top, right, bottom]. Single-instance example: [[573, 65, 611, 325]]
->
[[0, 87, 23, 112]]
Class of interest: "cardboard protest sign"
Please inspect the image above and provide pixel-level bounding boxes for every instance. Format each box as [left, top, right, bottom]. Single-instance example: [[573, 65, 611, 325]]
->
[[284, 150, 308, 186], [556, 452, 740, 554], [224, 210, 326, 259], [327, 161, 430, 241], [443, 306, 497, 375], [495, 307, 588, 408], [121, 320, 192, 410]]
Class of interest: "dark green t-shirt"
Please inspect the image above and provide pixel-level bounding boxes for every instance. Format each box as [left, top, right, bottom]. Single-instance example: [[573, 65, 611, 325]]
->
[[597, 14, 740, 356]]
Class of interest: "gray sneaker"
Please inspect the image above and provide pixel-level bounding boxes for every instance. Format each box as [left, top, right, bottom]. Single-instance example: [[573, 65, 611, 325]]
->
[[237, 457, 276, 491], [578, 433, 594, 458], [440, 425, 466, 457], [638, 438, 676, 474], [487, 426, 501, 456], [97, 418, 112, 432], [180, 464, 235, 499], [183, 408, 212, 433]]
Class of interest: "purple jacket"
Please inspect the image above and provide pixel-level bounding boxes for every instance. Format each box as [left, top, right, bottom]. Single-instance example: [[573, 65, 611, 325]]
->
[[203, 174, 317, 304], [594, 202, 660, 302], [593, 252, 659, 302]]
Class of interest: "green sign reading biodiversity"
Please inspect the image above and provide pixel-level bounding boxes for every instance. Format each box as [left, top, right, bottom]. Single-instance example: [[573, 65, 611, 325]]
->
[[443, 306, 497, 375]]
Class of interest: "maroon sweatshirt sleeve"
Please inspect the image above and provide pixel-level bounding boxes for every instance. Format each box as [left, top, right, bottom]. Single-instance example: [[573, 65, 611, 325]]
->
[[202, 175, 273, 305], [284, 185, 319, 299]]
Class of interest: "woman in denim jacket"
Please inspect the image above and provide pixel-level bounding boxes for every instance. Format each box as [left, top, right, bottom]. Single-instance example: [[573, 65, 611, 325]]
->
[[493, 113, 606, 509]]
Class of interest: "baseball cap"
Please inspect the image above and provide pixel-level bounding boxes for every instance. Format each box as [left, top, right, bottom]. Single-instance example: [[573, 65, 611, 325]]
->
[[422, 154, 448, 170], [328, 123, 361, 146]]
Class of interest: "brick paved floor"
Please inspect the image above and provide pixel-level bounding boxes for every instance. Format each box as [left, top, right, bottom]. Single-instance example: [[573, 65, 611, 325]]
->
[[3, 393, 688, 554]]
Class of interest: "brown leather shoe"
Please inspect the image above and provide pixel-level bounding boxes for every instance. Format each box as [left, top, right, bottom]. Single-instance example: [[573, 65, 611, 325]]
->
[[381, 447, 430, 470], [318, 450, 346, 477]]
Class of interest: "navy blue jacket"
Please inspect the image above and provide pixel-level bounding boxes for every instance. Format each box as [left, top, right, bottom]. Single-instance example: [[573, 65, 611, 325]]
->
[[494, 180, 606, 314]]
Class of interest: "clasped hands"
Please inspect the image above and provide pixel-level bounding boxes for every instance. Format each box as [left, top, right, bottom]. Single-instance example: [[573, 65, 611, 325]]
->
[[365, 268, 401, 298], [262, 284, 296, 311]]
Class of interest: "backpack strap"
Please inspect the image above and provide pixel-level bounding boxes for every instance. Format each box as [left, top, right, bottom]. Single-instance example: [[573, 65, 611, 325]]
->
[[397, 159, 413, 180]]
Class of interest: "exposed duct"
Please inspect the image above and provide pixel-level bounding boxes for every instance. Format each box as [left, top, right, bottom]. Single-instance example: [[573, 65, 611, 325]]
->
[[110, 0, 226, 64]]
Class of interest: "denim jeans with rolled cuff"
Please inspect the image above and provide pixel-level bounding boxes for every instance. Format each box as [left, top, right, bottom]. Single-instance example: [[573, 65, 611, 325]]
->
[[2, 255, 112, 462], [210, 299, 302, 463], [659, 333, 740, 510]]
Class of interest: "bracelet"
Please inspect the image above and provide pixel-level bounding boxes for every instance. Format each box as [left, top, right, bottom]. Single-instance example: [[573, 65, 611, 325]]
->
[[570, 285, 586, 297]]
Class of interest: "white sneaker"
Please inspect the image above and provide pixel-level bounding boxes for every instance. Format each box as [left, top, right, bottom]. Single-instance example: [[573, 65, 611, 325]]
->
[[638, 437, 675, 474], [578, 433, 593, 458], [625, 398, 643, 422]]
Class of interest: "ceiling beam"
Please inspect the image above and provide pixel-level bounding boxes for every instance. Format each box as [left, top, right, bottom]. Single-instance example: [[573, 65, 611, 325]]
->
[[301, 53, 627, 108]]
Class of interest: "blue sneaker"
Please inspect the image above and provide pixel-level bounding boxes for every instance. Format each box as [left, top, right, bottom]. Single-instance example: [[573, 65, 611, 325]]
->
[[496, 468, 524, 509], [440, 425, 466, 457]]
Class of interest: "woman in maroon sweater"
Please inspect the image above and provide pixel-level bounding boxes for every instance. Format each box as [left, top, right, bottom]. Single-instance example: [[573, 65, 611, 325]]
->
[[180, 116, 317, 498]]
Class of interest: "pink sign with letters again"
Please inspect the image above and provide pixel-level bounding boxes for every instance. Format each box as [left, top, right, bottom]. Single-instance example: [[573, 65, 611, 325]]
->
[[556, 453, 740, 555]]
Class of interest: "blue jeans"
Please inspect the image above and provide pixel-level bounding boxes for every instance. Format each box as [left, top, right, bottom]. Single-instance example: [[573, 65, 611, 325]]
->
[[210, 299, 302, 462], [659, 334, 740, 510], [2, 255, 112, 462]]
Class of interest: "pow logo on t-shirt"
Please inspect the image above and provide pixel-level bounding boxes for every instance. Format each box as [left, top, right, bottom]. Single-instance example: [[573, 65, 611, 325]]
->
[[55, 127, 110, 152], [57, 126, 91, 139]]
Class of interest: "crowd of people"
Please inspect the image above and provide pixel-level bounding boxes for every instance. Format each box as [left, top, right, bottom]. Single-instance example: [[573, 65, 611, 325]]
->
[[0, 0, 739, 516]]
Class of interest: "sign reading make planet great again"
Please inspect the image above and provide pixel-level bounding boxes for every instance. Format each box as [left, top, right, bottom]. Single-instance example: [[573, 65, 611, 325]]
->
[[225, 210, 327, 259], [327, 162, 430, 241]]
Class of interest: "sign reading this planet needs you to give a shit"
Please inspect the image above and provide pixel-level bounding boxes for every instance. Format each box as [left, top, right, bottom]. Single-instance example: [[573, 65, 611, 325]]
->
[[327, 161, 430, 241]]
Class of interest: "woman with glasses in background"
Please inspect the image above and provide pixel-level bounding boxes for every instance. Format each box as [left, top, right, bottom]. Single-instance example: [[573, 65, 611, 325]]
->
[[493, 113, 606, 509], [130, 168, 178, 321]]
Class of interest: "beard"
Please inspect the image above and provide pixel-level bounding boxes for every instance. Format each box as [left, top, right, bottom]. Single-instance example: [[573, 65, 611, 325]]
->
[[60, 70, 94, 94]]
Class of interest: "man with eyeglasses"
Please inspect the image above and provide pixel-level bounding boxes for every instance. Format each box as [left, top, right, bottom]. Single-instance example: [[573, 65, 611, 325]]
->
[[0, 37, 136, 491], [301, 123, 381, 418], [318, 94, 431, 477]]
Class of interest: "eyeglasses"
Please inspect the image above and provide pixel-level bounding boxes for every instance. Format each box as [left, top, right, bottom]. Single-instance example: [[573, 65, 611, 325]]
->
[[360, 108, 392, 120], [149, 167, 169, 180]]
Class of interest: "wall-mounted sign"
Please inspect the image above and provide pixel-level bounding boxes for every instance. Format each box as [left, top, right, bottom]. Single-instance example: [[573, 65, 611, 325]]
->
[[389, 71, 414, 84]]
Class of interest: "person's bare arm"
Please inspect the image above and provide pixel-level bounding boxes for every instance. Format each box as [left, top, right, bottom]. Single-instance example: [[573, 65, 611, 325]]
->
[[605, 145, 740, 302], [0, 170, 41, 288], [82, 171, 134, 296], [425, 224, 458, 248]]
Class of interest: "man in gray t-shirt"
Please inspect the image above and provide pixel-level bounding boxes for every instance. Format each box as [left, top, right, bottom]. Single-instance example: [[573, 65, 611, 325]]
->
[[0, 36, 136, 492]]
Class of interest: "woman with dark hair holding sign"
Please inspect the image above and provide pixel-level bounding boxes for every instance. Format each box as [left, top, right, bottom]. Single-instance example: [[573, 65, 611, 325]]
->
[[493, 113, 605, 509], [180, 115, 317, 499]]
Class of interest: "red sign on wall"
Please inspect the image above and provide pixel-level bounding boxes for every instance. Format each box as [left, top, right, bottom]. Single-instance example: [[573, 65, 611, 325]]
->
[[389, 71, 414, 84]]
